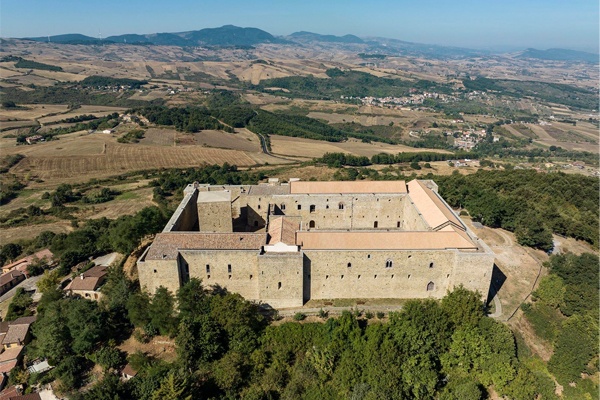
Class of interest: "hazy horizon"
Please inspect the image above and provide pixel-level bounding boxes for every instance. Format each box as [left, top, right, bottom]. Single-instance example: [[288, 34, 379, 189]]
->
[[2, 0, 599, 53]]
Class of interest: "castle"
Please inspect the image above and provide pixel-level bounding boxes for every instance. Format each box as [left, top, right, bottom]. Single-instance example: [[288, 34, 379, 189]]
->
[[138, 179, 495, 309]]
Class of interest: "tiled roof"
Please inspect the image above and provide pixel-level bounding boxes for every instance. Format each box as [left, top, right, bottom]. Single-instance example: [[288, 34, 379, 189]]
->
[[2, 250, 53, 273], [290, 181, 407, 194], [65, 276, 102, 291], [2, 324, 29, 345], [146, 232, 266, 260], [247, 185, 290, 196], [10, 316, 36, 326], [0, 346, 24, 364], [267, 217, 298, 245], [0, 271, 24, 287], [122, 363, 138, 377], [0, 360, 18, 375], [296, 228, 477, 250], [407, 180, 464, 231]]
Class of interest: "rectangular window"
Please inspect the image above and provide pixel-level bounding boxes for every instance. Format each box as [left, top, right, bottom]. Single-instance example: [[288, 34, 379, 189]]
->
[[206, 264, 210, 274], [297, 204, 302, 210], [228, 264, 232, 274], [278, 282, 282, 289]]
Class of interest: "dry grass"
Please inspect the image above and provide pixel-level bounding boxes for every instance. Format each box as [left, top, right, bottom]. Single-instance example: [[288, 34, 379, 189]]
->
[[0, 104, 69, 120], [270, 135, 449, 159], [0, 221, 73, 244]]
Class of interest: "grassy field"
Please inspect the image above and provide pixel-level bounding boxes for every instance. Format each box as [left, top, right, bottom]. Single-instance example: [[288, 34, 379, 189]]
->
[[2, 132, 275, 186], [270, 135, 450, 159]]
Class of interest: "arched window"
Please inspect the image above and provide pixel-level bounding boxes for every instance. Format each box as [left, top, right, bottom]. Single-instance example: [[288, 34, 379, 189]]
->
[[385, 259, 393, 268], [427, 281, 435, 291], [429, 262, 434, 268], [309, 220, 316, 228], [310, 205, 316, 213], [347, 262, 352, 268], [338, 202, 345, 210]]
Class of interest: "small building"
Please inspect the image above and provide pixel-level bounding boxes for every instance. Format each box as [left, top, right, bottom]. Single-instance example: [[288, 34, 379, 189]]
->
[[1, 250, 54, 276], [25, 136, 43, 145], [0, 272, 25, 297], [121, 364, 138, 381], [101, 129, 114, 134], [2, 317, 36, 350], [571, 161, 585, 169], [64, 265, 108, 301], [0, 347, 24, 375]]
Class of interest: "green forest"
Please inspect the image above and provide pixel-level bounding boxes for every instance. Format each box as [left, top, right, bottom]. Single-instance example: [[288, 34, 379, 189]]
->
[[437, 170, 599, 250]]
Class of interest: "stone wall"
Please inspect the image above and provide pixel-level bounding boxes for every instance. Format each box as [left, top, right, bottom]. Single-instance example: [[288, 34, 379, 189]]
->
[[257, 253, 304, 308], [304, 249, 458, 300], [180, 250, 260, 300]]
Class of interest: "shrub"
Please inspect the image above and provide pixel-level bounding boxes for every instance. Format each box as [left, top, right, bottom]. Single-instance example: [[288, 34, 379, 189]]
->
[[376, 311, 385, 319], [318, 308, 328, 319], [293, 312, 306, 321], [365, 311, 374, 319]]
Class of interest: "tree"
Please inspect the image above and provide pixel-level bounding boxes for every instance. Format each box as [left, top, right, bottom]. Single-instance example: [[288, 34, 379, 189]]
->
[[92, 345, 126, 373], [127, 291, 152, 330], [37, 269, 62, 294], [151, 371, 192, 400], [150, 287, 176, 336], [548, 313, 598, 384], [441, 285, 484, 328], [532, 275, 565, 309], [1, 243, 22, 263], [5, 288, 33, 321], [176, 278, 208, 319], [176, 315, 223, 370]]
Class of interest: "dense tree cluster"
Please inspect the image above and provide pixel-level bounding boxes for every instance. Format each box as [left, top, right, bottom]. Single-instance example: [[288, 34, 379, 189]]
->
[[80, 76, 148, 89], [438, 170, 599, 249], [524, 253, 599, 392], [135, 106, 223, 132], [41, 283, 560, 399], [13, 57, 63, 72]]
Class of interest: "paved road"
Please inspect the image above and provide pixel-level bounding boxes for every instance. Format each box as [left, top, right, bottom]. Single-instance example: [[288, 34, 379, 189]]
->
[[0, 274, 44, 303]]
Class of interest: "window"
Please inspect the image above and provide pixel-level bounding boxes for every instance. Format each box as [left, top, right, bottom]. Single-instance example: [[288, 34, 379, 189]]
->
[[427, 281, 435, 291], [374, 274, 377, 279], [347, 262, 352, 268], [358, 275, 361, 279], [257, 204, 261, 210], [338, 202, 345, 210], [309, 220, 316, 228], [374, 221, 378, 228], [367, 254, 371, 259], [297, 204, 302, 210], [280, 203, 286, 210], [385, 259, 393, 268], [341, 275, 344, 279], [250, 275, 253, 280], [310, 205, 316, 213], [153, 269, 157, 273], [206, 264, 210, 274], [278, 282, 282, 290], [429, 262, 434, 269], [207, 275, 210, 279], [228, 264, 232, 274], [397, 221, 401, 228]]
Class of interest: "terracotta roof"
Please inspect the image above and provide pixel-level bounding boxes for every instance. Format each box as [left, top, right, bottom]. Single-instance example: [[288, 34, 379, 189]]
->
[[81, 264, 109, 278], [247, 185, 290, 196], [146, 232, 266, 260], [2, 250, 53, 273], [0, 271, 24, 287], [0, 322, 9, 334], [0, 360, 18, 374], [6, 394, 41, 400], [0, 346, 24, 364], [407, 180, 464, 231], [290, 181, 407, 194], [296, 228, 477, 250], [2, 324, 29, 345], [65, 276, 102, 292], [267, 217, 298, 245], [122, 363, 138, 377], [10, 316, 36, 326]]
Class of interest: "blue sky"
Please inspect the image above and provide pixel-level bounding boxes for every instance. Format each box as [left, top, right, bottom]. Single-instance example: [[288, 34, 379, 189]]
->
[[2, 0, 598, 52]]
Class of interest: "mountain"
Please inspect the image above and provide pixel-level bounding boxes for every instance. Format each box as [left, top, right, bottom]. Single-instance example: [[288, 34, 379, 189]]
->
[[181, 25, 282, 46], [517, 48, 599, 64], [289, 31, 364, 44], [26, 33, 101, 44]]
